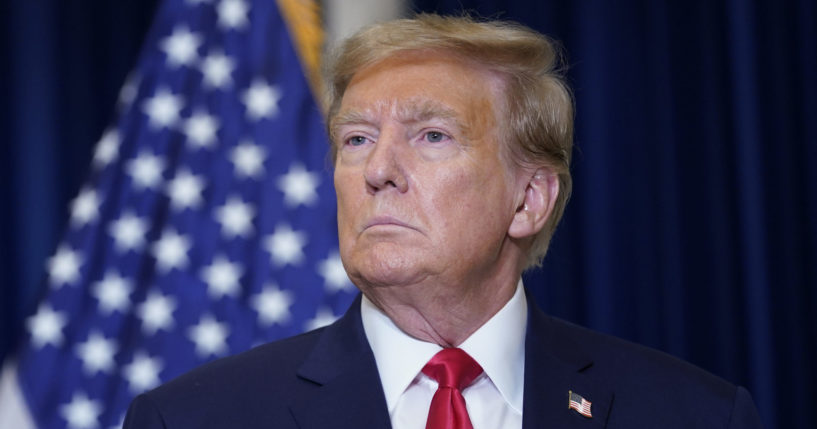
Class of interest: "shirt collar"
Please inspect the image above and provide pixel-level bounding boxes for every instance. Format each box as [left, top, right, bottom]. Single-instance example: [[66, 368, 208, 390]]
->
[[361, 280, 527, 415]]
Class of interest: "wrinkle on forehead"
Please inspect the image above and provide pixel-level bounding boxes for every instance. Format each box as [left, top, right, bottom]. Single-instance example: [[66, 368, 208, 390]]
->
[[333, 98, 464, 128], [332, 96, 500, 145]]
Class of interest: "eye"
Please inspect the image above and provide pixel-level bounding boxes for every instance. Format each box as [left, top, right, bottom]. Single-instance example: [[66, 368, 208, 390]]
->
[[345, 135, 369, 146], [424, 131, 448, 143]]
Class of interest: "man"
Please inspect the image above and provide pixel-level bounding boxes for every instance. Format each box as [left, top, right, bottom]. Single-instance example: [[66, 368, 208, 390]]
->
[[125, 14, 763, 428]]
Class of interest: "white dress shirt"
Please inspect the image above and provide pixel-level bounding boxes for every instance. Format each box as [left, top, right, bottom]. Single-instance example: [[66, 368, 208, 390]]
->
[[361, 281, 527, 429]]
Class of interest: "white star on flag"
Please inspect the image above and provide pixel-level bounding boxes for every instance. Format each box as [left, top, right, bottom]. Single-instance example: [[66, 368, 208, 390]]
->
[[108, 211, 149, 252], [152, 229, 192, 272], [92, 129, 120, 168], [142, 88, 185, 129], [277, 163, 320, 207], [188, 315, 230, 357], [127, 151, 166, 189], [242, 79, 281, 120], [137, 292, 177, 335], [166, 169, 206, 210], [318, 252, 353, 292], [230, 140, 266, 178], [70, 188, 101, 227], [305, 307, 340, 331], [27, 304, 68, 348], [60, 392, 102, 429], [183, 110, 220, 148], [92, 271, 133, 314], [76, 331, 118, 375], [215, 196, 255, 238], [47, 245, 82, 287], [251, 285, 294, 325], [217, 0, 250, 30], [200, 50, 235, 89], [200, 256, 243, 299], [265, 224, 307, 266], [160, 25, 202, 67], [123, 352, 163, 393]]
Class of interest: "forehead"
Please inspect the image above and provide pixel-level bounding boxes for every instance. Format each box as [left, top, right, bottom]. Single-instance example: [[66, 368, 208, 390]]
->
[[333, 52, 506, 132], [334, 98, 462, 128]]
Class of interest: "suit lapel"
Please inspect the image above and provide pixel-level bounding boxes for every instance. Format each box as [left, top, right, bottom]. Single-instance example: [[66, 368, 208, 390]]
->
[[289, 295, 392, 429], [523, 291, 613, 428]]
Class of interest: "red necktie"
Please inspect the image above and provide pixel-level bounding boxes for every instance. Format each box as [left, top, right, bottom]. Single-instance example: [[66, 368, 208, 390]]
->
[[422, 348, 484, 429]]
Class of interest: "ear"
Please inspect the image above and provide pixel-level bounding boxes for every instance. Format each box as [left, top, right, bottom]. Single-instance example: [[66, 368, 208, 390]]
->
[[508, 169, 560, 239]]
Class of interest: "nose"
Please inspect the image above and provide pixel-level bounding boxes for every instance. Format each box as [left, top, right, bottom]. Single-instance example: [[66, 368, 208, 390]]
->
[[363, 129, 409, 194]]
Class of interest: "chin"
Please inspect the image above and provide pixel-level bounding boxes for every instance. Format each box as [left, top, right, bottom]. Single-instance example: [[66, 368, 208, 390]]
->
[[346, 248, 431, 289]]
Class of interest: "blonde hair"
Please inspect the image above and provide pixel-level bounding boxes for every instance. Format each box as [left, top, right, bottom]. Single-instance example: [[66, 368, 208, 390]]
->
[[325, 14, 574, 268]]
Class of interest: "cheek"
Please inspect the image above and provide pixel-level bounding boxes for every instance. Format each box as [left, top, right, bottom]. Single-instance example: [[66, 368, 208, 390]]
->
[[334, 165, 362, 197], [334, 172, 360, 227], [431, 166, 515, 231], [426, 169, 489, 226]]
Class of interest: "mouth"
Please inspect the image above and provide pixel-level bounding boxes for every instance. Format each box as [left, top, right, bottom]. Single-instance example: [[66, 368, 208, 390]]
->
[[363, 216, 416, 231]]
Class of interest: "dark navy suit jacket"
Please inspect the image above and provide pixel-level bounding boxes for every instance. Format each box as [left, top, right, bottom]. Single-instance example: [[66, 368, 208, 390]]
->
[[124, 292, 764, 428]]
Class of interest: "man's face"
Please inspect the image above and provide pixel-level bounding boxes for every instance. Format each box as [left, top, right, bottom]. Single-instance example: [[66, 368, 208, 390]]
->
[[333, 53, 526, 293]]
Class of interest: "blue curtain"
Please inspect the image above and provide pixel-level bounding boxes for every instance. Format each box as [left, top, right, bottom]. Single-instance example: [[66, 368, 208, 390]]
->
[[1, 1, 814, 428], [412, 1, 816, 428], [0, 0, 158, 367]]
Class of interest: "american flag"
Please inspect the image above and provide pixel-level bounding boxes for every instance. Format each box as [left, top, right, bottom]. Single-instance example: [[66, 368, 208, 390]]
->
[[9, 0, 356, 427], [569, 390, 593, 418]]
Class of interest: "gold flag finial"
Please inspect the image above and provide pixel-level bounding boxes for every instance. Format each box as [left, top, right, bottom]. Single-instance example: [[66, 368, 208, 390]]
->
[[277, 0, 324, 108]]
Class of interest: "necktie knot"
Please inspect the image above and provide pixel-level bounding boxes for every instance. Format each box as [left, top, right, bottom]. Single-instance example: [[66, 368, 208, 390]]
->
[[422, 348, 483, 429], [422, 348, 483, 391]]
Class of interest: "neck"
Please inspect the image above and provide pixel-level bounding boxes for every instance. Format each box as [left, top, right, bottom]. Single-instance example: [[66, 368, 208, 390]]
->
[[361, 259, 521, 347]]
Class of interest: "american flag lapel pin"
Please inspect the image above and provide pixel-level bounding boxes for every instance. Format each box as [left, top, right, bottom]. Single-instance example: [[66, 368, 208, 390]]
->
[[568, 390, 593, 418]]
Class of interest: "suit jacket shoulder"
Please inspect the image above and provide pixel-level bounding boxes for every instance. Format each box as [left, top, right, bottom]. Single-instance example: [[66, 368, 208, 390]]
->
[[123, 295, 392, 429], [523, 298, 764, 428], [124, 328, 322, 428]]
